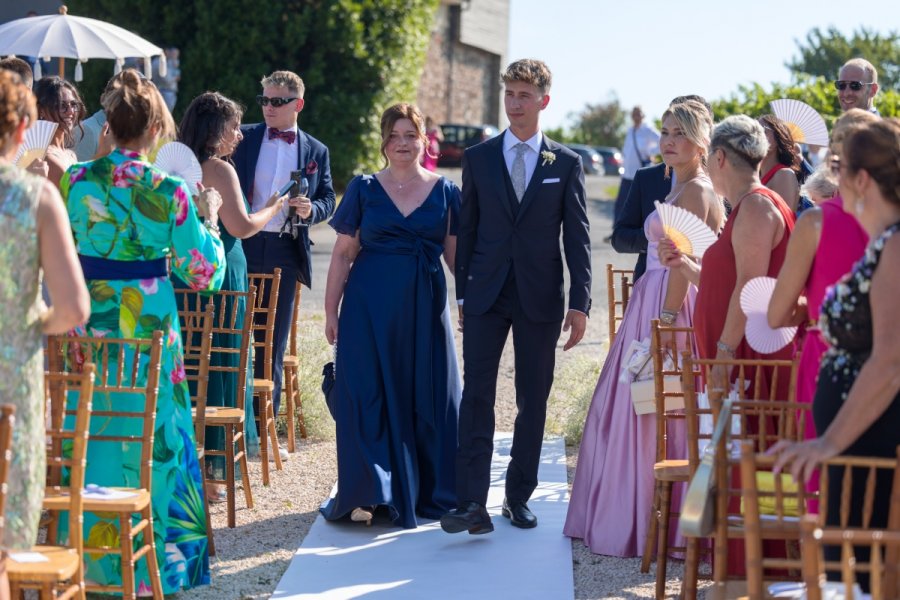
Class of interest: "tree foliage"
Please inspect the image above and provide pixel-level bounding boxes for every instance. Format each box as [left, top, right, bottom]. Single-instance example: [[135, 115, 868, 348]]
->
[[70, 0, 439, 187], [567, 98, 626, 148], [786, 27, 900, 92]]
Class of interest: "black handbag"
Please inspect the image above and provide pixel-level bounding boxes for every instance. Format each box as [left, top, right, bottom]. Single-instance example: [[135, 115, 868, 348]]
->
[[321, 345, 336, 419]]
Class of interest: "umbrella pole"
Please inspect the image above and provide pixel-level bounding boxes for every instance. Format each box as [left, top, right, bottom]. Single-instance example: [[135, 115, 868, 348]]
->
[[58, 56, 64, 79]]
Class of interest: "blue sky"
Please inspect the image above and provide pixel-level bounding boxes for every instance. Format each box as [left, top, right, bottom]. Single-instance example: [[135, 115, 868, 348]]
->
[[508, 0, 895, 129]]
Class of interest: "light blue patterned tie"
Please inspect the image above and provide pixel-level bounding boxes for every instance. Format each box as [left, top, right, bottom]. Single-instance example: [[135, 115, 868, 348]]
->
[[511, 142, 528, 201]]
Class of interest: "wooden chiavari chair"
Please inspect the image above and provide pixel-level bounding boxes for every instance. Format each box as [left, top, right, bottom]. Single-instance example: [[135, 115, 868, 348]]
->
[[8, 367, 94, 600], [175, 293, 216, 554], [800, 449, 900, 600], [0, 404, 13, 540], [44, 333, 164, 599], [605, 263, 634, 344], [248, 269, 283, 485], [641, 320, 696, 599], [203, 287, 257, 528], [679, 353, 800, 600], [281, 282, 306, 451]]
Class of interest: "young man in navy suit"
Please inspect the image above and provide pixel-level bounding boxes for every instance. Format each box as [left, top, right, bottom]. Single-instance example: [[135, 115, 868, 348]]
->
[[232, 70, 336, 459], [441, 59, 592, 534]]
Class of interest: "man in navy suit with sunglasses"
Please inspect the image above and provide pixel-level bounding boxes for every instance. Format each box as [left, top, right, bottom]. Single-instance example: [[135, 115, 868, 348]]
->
[[233, 70, 335, 460]]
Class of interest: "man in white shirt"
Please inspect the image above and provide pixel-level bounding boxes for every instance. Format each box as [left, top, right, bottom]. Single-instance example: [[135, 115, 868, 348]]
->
[[610, 106, 660, 235]]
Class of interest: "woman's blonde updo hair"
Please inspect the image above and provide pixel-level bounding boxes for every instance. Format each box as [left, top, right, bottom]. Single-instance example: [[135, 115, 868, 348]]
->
[[831, 108, 880, 155], [710, 115, 770, 171], [104, 68, 175, 146], [842, 118, 900, 208], [0, 70, 36, 156], [661, 99, 713, 155], [379, 103, 427, 165]]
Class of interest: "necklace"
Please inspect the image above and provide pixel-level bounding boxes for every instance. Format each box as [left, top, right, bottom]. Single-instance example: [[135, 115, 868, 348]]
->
[[387, 168, 419, 190]]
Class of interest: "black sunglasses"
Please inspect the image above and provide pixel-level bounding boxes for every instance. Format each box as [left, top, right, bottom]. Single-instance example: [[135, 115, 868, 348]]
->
[[834, 80, 873, 92], [256, 95, 297, 108]]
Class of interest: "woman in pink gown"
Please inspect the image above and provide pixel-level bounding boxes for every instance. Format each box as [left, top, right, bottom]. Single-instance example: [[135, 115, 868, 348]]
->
[[565, 100, 725, 556]]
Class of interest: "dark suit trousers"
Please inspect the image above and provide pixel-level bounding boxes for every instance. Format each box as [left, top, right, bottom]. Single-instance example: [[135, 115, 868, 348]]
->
[[243, 232, 300, 416], [456, 272, 562, 506]]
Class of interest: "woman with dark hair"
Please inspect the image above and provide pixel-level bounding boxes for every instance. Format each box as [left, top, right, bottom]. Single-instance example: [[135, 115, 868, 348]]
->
[[758, 114, 803, 213], [60, 69, 225, 594], [321, 102, 461, 529], [176, 92, 286, 495], [33, 76, 86, 187]]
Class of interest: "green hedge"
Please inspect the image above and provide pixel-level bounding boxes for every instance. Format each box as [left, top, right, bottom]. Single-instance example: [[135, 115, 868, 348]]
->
[[69, 0, 438, 188]]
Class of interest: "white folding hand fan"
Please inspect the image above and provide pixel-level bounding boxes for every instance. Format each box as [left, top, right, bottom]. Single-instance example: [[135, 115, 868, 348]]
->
[[654, 201, 717, 259], [153, 141, 203, 195], [770, 99, 829, 147], [739, 276, 798, 354], [14, 120, 58, 168]]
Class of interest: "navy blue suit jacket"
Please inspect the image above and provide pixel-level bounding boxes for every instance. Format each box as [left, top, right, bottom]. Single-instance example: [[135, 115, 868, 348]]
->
[[610, 162, 670, 280], [455, 133, 592, 322], [232, 123, 336, 288]]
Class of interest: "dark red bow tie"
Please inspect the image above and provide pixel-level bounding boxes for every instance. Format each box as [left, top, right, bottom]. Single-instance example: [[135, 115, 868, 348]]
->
[[268, 128, 296, 144]]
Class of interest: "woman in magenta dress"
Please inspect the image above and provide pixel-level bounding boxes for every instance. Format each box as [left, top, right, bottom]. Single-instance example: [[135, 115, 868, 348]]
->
[[565, 100, 724, 557]]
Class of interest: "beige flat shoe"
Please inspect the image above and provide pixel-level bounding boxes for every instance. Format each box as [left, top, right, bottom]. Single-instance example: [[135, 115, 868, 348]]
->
[[350, 507, 373, 526]]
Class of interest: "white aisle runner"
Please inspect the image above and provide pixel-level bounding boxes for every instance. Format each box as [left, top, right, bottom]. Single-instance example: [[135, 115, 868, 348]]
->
[[272, 433, 573, 599]]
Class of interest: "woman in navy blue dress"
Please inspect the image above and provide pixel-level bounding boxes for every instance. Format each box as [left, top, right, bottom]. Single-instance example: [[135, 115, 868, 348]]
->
[[321, 103, 461, 529]]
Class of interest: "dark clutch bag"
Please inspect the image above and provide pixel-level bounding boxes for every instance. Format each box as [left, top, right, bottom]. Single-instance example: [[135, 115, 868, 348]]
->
[[321, 361, 335, 419]]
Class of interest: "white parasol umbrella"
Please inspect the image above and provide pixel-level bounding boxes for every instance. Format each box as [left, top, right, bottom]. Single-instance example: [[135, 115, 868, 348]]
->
[[0, 5, 165, 82]]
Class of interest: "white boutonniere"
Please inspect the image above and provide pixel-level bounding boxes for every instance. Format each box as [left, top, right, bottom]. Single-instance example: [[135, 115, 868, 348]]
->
[[541, 150, 556, 166]]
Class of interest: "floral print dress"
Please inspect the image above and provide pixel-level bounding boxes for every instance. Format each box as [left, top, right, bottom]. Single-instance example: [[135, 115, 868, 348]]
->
[[61, 149, 225, 593], [0, 165, 47, 551]]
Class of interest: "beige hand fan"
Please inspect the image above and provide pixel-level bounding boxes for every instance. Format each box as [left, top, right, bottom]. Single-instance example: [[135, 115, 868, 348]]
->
[[769, 99, 829, 147], [153, 141, 203, 195], [654, 201, 718, 258], [14, 120, 58, 168]]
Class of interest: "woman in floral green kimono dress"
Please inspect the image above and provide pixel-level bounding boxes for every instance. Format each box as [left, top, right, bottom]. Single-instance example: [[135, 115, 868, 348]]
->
[[61, 140, 225, 593]]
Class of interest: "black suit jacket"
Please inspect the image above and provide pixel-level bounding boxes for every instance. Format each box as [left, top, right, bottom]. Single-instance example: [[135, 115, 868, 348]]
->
[[610, 162, 670, 280], [455, 133, 592, 322], [232, 123, 336, 288]]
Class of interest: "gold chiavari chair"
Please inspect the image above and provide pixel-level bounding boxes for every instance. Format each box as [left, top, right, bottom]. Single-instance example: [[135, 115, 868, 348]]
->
[[605, 263, 634, 344], [281, 282, 306, 451]]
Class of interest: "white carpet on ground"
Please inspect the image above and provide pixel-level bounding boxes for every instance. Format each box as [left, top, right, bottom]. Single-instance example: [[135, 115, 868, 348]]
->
[[272, 433, 573, 599]]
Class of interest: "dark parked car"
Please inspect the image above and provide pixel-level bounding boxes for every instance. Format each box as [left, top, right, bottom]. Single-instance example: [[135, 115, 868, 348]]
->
[[595, 146, 624, 176], [438, 124, 499, 167], [567, 144, 604, 175]]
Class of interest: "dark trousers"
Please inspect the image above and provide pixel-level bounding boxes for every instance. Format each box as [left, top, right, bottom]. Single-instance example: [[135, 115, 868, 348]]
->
[[455, 272, 562, 506], [243, 232, 301, 416], [613, 177, 634, 226]]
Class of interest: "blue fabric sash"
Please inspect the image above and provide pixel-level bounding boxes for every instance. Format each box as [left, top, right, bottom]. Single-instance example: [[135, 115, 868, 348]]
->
[[78, 255, 167, 280]]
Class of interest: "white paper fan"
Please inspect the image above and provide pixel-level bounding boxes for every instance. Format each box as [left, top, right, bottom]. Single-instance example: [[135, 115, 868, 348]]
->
[[153, 142, 203, 195], [14, 120, 58, 168], [740, 276, 797, 354], [653, 201, 718, 258], [770, 99, 830, 147]]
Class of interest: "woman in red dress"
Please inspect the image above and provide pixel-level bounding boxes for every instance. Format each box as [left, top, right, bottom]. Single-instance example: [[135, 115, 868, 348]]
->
[[758, 114, 801, 213]]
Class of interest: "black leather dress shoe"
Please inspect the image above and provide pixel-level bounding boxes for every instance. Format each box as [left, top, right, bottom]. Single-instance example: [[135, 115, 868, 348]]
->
[[439, 502, 494, 535], [502, 498, 537, 529]]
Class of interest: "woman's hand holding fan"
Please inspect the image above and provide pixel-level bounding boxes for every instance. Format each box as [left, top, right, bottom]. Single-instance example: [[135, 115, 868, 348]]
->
[[654, 201, 717, 259]]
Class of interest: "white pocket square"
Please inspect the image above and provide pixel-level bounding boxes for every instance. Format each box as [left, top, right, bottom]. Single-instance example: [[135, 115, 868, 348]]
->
[[542, 177, 560, 184]]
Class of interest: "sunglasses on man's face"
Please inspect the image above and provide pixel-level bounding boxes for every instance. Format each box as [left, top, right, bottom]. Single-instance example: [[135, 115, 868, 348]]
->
[[834, 80, 872, 92], [256, 95, 297, 108]]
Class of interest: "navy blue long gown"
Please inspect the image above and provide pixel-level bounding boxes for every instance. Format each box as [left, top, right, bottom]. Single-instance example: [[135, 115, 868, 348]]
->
[[320, 174, 462, 529]]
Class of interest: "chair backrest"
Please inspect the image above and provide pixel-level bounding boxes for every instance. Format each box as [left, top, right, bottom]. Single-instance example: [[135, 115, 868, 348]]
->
[[174, 292, 216, 446], [44, 366, 95, 589], [651, 320, 695, 463], [248, 269, 282, 381], [288, 282, 302, 356], [0, 404, 16, 542], [48, 332, 163, 493], [740, 442, 814, 599], [605, 263, 633, 344], [801, 514, 900, 600], [206, 287, 257, 412]]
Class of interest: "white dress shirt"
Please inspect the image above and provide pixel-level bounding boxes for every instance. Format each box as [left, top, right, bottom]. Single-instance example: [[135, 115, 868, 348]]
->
[[622, 123, 660, 180], [503, 129, 543, 190], [252, 125, 298, 232]]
